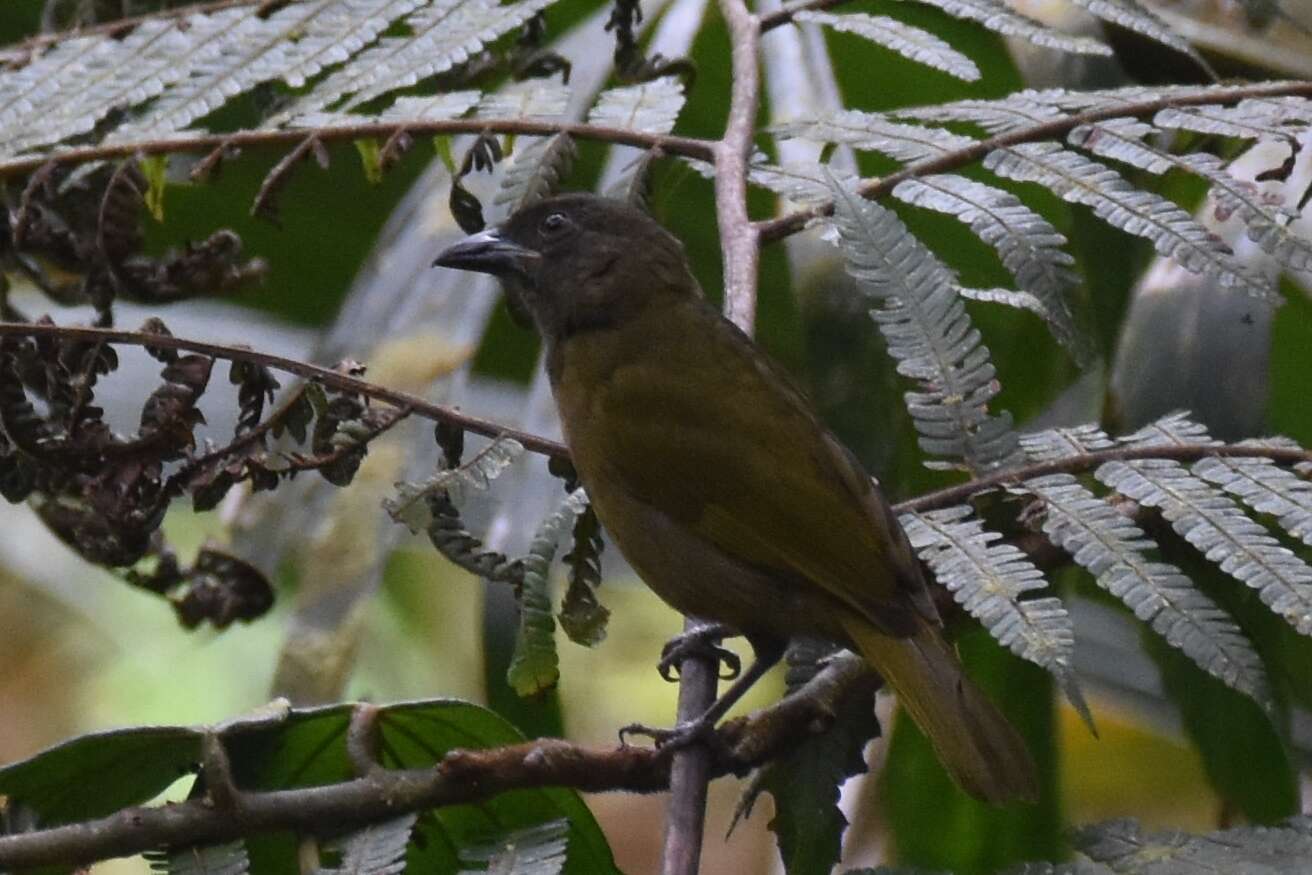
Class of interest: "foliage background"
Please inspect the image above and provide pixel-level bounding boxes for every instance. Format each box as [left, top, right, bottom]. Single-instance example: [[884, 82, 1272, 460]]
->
[[1, 0, 1311, 871]]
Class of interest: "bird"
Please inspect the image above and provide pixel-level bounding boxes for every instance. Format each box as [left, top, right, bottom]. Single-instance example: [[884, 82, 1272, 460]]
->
[[434, 193, 1039, 804]]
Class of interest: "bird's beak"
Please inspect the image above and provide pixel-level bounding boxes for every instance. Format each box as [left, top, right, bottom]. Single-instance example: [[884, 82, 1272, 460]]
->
[[433, 228, 539, 279]]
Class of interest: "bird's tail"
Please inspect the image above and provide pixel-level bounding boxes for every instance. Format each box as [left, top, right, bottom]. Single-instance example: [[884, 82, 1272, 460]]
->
[[842, 615, 1039, 804]]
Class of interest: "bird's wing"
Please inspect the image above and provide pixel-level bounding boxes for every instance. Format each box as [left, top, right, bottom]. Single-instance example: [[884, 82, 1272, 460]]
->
[[580, 301, 934, 636]]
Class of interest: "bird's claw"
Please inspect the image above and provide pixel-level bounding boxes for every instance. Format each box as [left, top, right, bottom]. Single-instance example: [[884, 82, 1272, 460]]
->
[[618, 718, 713, 751], [658, 624, 741, 682]]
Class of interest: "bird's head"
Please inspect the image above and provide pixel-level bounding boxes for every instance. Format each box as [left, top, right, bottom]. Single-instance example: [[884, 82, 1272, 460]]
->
[[433, 194, 698, 341]]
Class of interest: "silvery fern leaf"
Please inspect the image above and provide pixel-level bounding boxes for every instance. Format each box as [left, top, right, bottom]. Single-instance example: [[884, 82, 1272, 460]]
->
[[984, 143, 1279, 303], [827, 176, 1020, 470], [1064, 0, 1212, 77], [746, 162, 860, 206], [892, 175, 1086, 361], [279, 0, 560, 123], [494, 133, 578, 215], [957, 286, 1048, 315], [776, 112, 974, 162], [885, 0, 1112, 56], [1067, 127, 1312, 272], [477, 81, 572, 120], [1073, 816, 1312, 873], [384, 437, 524, 533], [145, 841, 250, 875], [795, 11, 980, 82], [457, 819, 570, 875], [104, 0, 427, 143], [292, 90, 482, 128], [1015, 461, 1269, 707], [0, 11, 252, 158], [896, 96, 1062, 133], [1096, 415, 1312, 636], [1194, 454, 1312, 549], [901, 507, 1090, 723], [587, 77, 686, 134], [324, 814, 416, 875], [1153, 96, 1312, 142]]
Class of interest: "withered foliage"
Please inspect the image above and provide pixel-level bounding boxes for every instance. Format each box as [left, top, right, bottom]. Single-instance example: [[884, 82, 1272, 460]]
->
[[2, 163, 266, 324], [0, 316, 405, 628]]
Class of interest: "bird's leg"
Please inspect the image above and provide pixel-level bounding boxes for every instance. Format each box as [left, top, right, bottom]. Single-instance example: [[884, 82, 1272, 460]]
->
[[620, 636, 787, 750], [657, 621, 741, 682]]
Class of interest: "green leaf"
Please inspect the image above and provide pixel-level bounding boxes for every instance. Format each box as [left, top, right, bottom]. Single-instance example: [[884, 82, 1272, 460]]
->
[[355, 138, 383, 185], [0, 725, 204, 826], [222, 700, 617, 875], [139, 153, 168, 221], [1144, 625, 1299, 823]]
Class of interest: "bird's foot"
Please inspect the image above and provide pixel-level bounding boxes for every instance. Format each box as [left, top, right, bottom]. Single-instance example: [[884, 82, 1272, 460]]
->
[[618, 716, 716, 752], [658, 623, 741, 682]]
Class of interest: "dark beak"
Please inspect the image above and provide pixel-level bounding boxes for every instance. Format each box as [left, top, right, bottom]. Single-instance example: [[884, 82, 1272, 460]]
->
[[433, 228, 539, 279]]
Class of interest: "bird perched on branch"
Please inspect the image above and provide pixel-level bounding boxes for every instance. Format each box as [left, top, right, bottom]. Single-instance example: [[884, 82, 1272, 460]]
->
[[434, 193, 1038, 804]]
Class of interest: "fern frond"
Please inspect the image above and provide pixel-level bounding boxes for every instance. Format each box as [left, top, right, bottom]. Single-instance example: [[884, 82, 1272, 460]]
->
[[494, 132, 577, 215], [1153, 96, 1312, 142], [457, 819, 570, 875], [795, 11, 980, 82], [507, 488, 589, 696], [1017, 466, 1270, 707], [0, 12, 250, 157], [279, 0, 560, 123], [326, 814, 416, 875], [1067, 125, 1312, 271], [896, 95, 1061, 133], [104, 0, 427, 144], [1064, 0, 1211, 76], [901, 506, 1088, 721], [476, 80, 572, 120], [587, 76, 686, 134], [777, 112, 974, 162], [887, 0, 1112, 56], [892, 174, 1085, 360], [1097, 415, 1312, 636], [1193, 443, 1312, 549], [984, 143, 1279, 302], [746, 162, 859, 206], [1073, 816, 1312, 872], [145, 841, 250, 875], [828, 177, 1019, 471], [384, 436, 524, 533]]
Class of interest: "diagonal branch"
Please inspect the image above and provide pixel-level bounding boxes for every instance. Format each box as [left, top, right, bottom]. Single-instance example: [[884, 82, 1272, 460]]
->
[[0, 655, 875, 871], [2, 322, 1309, 509], [754, 79, 1312, 242], [0, 119, 715, 179]]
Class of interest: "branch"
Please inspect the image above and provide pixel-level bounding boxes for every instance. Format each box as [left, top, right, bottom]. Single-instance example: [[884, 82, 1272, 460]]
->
[[0, 656, 875, 871], [754, 79, 1312, 242], [0, 322, 568, 459], [713, 0, 763, 328], [757, 0, 849, 32], [0, 120, 715, 180], [3, 322, 1309, 503]]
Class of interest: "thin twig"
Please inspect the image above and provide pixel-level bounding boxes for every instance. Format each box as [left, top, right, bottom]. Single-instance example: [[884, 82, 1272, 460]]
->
[[0, 119, 715, 179], [2, 322, 1309, 506], [755, 79, 1312, 242], [757, 0, 849, 32], [0, 322, 569, 458], [0, 657, 874, 871]]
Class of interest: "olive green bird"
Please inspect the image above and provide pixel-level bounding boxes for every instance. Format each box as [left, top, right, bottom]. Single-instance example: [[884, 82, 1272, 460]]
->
[[435, 194, 1038, 804]]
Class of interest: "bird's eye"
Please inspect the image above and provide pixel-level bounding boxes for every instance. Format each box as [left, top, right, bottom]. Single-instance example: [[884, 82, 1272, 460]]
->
[[539, 212, 568, 236]]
